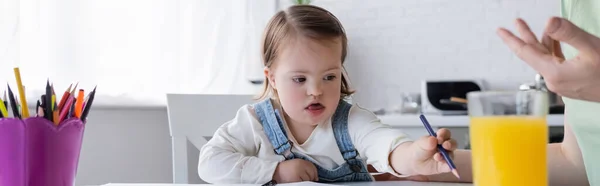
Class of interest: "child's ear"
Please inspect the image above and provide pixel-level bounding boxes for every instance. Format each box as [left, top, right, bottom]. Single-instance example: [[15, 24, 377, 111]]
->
[[264, 67, 276, 88]]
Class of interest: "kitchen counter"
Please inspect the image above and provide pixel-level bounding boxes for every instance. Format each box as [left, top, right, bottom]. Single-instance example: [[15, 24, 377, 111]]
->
[[375, 113, 565, 149], [378, 114, 565, 127]]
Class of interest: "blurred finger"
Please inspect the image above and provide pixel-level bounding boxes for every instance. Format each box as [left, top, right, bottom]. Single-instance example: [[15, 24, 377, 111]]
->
[[497, 28, 527, 56], [434, 152, 443, 161], [443, 139, 458, 151], [516, 18, 540, 44], [541, 34, 554, 53], [542, 34, 566, 63], [553, 39, 566, 62], [300, 172, 310, 181], [309, 164, 318, 181], [436, 128, 451, 144], [417, 136, 437, 151], [497, 28, 553, 73], [437, 151, 453, 163], [545, 17, 600, 56], [413, 136, 437, 161], [301, 161, 318, 181]]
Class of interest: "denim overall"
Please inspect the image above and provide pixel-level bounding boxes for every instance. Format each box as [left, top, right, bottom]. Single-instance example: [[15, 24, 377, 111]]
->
[[253, 99, 374, 183]]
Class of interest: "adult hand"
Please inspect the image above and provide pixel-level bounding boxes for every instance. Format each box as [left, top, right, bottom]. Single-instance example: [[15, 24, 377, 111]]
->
[[497, 17, 600, 102]]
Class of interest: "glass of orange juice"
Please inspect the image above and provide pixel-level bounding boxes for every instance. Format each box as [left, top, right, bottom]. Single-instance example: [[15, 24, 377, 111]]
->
[[467, 90, 549, 186]]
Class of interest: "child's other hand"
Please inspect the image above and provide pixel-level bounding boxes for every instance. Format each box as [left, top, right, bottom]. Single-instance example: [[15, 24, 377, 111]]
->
[[410, 128, 457, 175], [272, 159, 318, 183]]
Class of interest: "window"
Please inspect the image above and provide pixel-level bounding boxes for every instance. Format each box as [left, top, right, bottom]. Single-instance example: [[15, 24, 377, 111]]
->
[[0, 0, 275, 107]]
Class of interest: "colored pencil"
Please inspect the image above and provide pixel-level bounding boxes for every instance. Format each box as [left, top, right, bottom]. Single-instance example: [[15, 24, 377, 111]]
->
[[51, 84, 56, 111], [45, 80, 53, 121], [419, 114, 460, 179], [3, 91, 7, 110], [0, 95, 8, 117], [16, 99, 20, 115], [75, 89, 84, 118], [35, 100, 40, 117], [1, 68, 97, 121], [68, 97, 76, 118], [58, 95, 75, 123], [37, 105, 44, 117], [71, 83, 78, 96], [80, 86, 96, 122], [41, 94, 47, 120], [53, 101, 59, 125], [57, 83, 73, 111], [7, 84, 20, 118], [13, 68, 29, 118]]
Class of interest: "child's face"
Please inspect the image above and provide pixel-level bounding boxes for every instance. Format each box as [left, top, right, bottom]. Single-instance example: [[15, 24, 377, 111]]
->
[[267, 37, 343, 127]]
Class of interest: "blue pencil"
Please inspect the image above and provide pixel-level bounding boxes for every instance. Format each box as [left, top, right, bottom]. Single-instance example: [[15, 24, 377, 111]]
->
[[419, 114, 460, 179]]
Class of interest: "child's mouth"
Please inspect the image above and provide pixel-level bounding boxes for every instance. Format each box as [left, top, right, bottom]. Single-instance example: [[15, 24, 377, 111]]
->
[[306, 103, 325, 116], [306, 103, 324, 110]]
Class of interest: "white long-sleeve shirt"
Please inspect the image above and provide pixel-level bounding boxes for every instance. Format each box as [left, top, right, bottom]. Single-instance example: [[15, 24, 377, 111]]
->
[[197, 102, 413, 184]]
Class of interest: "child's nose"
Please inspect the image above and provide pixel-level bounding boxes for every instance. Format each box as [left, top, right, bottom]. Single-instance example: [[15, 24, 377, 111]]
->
[[307, 82, 323, 96]]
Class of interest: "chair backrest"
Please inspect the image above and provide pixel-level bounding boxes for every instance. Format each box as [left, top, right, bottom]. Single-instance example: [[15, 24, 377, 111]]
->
[[166, 93, 255, 183]]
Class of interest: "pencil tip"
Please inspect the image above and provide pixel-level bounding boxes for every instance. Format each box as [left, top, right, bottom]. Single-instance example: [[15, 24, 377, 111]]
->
[[452, 170, 460, 179]]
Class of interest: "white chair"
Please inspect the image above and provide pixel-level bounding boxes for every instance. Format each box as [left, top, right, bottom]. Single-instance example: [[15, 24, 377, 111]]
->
[[166, 94, 255, 183]]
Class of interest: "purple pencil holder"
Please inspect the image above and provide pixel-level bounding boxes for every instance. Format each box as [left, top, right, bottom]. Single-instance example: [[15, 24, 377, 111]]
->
[[0, 117, 85, 186]]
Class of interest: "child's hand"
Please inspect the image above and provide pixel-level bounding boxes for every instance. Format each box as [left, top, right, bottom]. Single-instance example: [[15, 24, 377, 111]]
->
[[409, 128, 457, 175], [272, 159, 318, 183]]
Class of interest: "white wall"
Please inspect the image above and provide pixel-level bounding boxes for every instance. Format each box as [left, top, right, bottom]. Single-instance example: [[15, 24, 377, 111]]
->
[[278, 0, 560, 110], [74, 0, 561, 185]]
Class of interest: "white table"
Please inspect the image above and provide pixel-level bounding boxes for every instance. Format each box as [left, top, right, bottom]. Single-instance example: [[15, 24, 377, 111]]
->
[[100, 181, 472, 186]]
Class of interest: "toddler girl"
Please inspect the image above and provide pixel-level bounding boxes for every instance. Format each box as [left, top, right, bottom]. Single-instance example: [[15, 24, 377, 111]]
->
[[198, 4, 458, 184]]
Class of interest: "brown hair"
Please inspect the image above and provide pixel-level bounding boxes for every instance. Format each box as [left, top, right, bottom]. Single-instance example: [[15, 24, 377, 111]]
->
[[255, 4, 355, 100]]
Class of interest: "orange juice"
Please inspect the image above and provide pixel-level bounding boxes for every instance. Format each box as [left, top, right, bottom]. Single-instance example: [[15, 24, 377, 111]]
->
[[470, 116, 548, 186]]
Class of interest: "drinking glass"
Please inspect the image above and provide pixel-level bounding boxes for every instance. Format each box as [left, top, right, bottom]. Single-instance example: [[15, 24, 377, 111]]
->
[[467, 90, 549, 186]]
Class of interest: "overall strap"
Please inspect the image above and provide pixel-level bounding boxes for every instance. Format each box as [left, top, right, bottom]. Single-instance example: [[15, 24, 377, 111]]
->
[[331, 100, 359, 161], [253, 99, 294, 159]]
